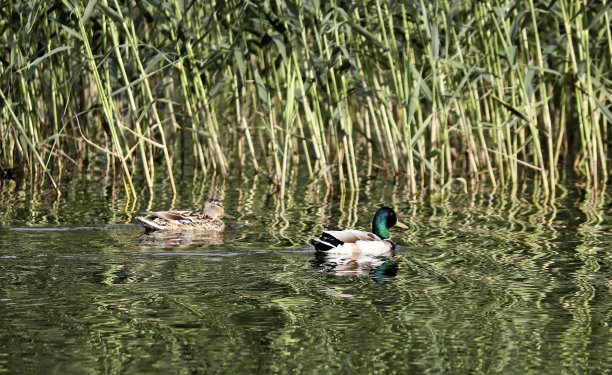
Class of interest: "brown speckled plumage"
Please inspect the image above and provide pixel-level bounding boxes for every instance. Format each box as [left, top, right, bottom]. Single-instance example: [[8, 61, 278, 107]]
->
[[136, 199, 233, 232]]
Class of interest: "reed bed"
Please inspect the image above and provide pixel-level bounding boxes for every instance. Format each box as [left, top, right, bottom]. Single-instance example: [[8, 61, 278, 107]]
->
[[0, 0, 609, 201]]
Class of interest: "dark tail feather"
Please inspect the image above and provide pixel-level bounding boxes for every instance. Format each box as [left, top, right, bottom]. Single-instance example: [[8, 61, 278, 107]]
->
[[309, 238, 335, 252], [309, 232, 346, 252], [320, 232, 344, 248], [136, 216, 163, 231]]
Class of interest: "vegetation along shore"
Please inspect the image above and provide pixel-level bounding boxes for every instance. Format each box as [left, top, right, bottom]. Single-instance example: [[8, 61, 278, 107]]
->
[[0, 1, 609, 203]]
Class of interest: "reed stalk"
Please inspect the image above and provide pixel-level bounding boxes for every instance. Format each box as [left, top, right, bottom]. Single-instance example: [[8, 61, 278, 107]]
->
[[0, 0, 608, 202]]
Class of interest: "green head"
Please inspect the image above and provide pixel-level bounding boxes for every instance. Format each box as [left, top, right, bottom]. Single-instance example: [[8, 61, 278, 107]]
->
[[371, 207, 398, 239]]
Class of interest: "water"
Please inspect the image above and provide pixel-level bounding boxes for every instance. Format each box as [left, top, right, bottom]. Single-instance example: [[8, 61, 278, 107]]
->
[[0, 176, 610, 374]]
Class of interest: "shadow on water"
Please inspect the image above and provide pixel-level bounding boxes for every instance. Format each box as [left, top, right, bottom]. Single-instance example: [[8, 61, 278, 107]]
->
[[0, 174, 610, 374]]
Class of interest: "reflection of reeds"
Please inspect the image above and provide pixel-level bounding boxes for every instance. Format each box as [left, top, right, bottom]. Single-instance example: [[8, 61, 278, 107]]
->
[[0, 1, 608, 200]]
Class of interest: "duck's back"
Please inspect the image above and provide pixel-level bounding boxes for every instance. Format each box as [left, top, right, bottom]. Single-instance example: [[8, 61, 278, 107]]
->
[[136, 210, 225, 232]]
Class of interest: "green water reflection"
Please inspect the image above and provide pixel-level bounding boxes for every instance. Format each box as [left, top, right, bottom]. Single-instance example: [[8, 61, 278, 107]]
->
[[0, 176, 610, 374]]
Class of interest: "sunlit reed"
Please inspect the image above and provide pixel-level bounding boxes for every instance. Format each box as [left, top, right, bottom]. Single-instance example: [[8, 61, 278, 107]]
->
[[0, 0, 608, 201]]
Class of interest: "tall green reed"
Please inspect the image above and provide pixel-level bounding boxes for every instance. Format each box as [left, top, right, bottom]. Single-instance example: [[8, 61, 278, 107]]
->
[[0, 0, 608, 202]]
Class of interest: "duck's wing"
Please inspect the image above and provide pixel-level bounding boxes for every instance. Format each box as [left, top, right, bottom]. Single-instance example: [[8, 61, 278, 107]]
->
[[146, 211, 196, 223], [309, 229, 385, 252], [322, 229, 382, 243], [136, 210, 196, 232]]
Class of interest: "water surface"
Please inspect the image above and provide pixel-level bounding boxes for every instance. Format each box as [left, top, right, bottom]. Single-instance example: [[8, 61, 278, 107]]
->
[[0, 177, 610, 374]]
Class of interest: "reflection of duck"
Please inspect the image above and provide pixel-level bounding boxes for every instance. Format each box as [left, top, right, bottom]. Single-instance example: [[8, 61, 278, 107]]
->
[[136, 199, 234, 232], [308, 207, 406, 256], [313, 252, 399, 279], [140, 230, 226, 248]]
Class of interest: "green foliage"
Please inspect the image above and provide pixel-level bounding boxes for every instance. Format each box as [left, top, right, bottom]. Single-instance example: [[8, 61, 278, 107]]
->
[[0, 0, 609, 200]]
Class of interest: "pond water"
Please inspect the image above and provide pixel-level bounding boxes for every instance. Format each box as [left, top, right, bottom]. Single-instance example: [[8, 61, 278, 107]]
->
[[0, 175, 610, 374]]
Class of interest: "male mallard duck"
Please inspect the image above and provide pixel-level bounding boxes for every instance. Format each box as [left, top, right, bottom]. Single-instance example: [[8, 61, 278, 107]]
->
[[136, 199, 234, 232], [309, 207, 406, 256]]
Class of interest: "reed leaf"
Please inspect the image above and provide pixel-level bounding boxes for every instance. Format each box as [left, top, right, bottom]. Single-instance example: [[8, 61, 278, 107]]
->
[[0, 0, 608, 202]]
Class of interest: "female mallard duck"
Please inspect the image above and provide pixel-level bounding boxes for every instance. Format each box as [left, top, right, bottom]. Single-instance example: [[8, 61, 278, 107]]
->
[[136, 199, 234, 232], [309, 207, 406, 256]]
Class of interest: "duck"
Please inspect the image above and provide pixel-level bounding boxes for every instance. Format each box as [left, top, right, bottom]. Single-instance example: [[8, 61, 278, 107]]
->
[[309, 206, 407, 256], [136, 199, 234, 232]]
